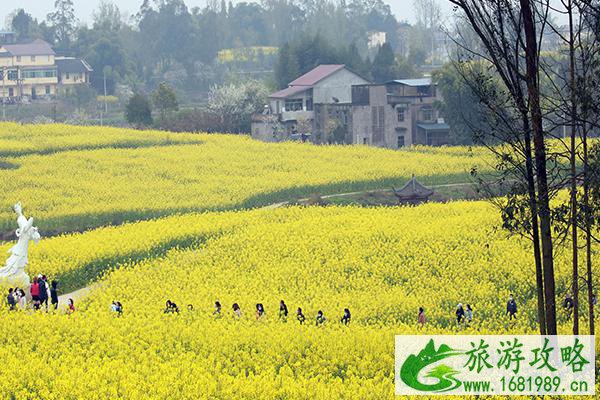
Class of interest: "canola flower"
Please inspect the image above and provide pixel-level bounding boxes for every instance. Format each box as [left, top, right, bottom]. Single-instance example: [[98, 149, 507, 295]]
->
[[0, 203, 597, 399], [0, 123, 490, 233]]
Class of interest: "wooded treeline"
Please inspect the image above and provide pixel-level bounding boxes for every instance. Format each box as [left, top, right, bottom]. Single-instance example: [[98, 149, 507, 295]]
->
[[8, 0, 433, 95]]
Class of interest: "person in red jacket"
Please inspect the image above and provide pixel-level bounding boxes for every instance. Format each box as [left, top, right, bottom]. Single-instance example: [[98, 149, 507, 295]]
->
[[30, 277, 41, 310]]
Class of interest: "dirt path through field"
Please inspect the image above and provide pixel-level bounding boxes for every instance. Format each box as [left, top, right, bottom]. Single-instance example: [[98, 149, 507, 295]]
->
[[57, 181, 475, 304]]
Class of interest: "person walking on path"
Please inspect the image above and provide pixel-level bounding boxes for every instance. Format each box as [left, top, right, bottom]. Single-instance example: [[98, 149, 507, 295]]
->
[[465, 304, 473, 325], [418, 307, 426, 328], [67, 298, 75, 314], [50, 281, 59, 310], [213, 301, 222, 316], [17, 289, 26, 309], [340, 308, 351, 325], [30, 277, 41, 310], [232, 303, 241, 319], [506, 295, 518, 320], [6, 288, 16, 311], [255, 303, 265, 320], [296, 307, 306, 324], [316, 310, 326, 326], [279, 300, 288, 321], [456, 303, 465, 326], [563, 293, 574, 320], [40, 275, 50, 311]]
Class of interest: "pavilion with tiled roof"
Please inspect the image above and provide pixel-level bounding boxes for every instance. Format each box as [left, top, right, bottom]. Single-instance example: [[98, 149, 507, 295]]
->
[[392, 175, 434, 205]]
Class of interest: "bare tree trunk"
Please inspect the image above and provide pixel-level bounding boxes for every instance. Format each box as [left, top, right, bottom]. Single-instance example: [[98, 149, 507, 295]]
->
[[523, 116, 547, 334], [581, 121, 595, 335], [520, 0, 557, 334], [567, 0, 580, 335]]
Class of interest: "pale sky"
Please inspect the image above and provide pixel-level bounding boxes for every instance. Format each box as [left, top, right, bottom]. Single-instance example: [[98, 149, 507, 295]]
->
[[3, 0, 453, 27]]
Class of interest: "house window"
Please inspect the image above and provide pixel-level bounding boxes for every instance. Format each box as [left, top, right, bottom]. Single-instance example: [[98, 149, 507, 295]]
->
[[31, 56, 36, 62], [66, 72, 70, 80], [7, 70, 18, 80], [422, 106, 434, 121], [352, 86, 370, 105], [16, 56, 21, 62], [285, 99, 303, 112], [45, 85, 51, 95], [22, 69, 57, 79], [397, 135, 405, 148], [397, 106, 405, 122]]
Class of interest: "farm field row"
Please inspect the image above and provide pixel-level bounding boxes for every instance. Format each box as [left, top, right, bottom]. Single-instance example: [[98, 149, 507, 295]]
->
[[0, 123, 488, 234], [0, 202, 597, 399]]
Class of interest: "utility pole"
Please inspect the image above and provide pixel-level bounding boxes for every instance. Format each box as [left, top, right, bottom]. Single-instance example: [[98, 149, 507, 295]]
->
[[103, 70, 108, 113]]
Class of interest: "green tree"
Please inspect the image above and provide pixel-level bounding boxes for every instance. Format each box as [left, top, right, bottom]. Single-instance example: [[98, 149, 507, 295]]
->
[[371, 42, 396, 82], [92, 1, 123, 32], [11, 9, 37, 41], [47, 0, 77, 53], [85, 38, 127, 94], [152, 82, 179, 121], [275, 43, 300, 89], [433, 62, 493, 145], [125, 93, 153, 127]]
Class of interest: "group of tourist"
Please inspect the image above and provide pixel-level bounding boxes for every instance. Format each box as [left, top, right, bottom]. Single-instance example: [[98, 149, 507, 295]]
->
[[164, 299, 353, 326], [8, 288, 599, 327], [418, 295, 517, 329], [5, 277, 75, 314], [110, 301, 124, 316], [6, 275, 58, 311]]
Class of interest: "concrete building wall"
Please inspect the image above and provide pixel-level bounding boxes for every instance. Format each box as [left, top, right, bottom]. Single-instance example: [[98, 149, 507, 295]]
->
[[251, 120, 275, 142], [313, 69, 369, 104], [351, 85, 415, 149], [12, 54, 55, 67], [60, 72, 88, 85]]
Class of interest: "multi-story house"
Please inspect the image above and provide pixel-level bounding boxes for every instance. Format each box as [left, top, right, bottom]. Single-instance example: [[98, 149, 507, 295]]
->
[[251, 64, 370, 143], [0, 38, 91, 102], [351, 78, 450, 148]]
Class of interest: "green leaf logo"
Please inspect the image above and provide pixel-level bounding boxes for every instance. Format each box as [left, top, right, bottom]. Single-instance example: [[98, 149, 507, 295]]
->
[[400, 339, 464, 392]]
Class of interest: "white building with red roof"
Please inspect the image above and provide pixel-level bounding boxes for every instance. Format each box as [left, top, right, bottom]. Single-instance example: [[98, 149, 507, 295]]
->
[[252, 64, 370, 143]]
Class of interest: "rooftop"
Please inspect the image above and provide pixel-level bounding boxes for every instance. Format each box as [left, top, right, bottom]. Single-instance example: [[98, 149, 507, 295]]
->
[[56, 57, 93, 73], [393, 176, 434, 199], [416, 122, 451, 132], [288, 64, 346, 86], [389, 78, 433, 87], [1, 39, 55, 56], [269, 85, 309, 99]]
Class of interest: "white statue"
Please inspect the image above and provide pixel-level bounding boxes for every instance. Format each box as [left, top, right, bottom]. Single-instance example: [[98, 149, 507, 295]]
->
[[0, 203, 40, 288]]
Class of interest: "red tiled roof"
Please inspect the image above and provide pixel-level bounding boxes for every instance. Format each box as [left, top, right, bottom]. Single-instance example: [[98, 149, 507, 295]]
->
[[2, 39, 55, 56], [288, 64, 346, 86], [269, 86, 309, 99]]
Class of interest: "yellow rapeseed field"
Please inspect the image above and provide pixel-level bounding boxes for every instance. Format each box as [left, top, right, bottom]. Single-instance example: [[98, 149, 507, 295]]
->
[[0, 203, 597, 399], [0, 123, 489, 233], [0, 124, 596, 399]]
